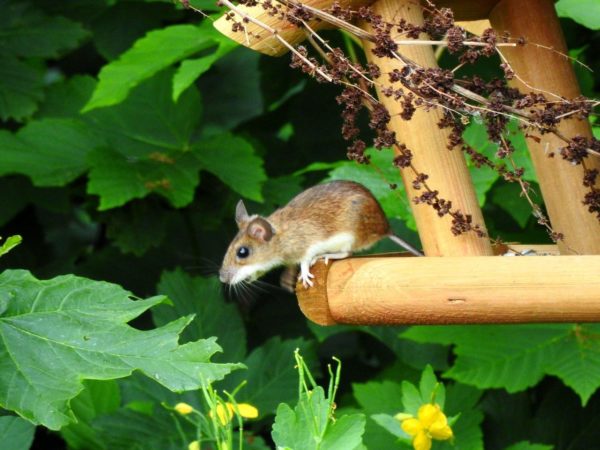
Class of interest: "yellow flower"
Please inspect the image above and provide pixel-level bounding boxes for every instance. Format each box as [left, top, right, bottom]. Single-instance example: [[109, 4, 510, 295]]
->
[[174, 402, 194, 415], [236, 403, 259, 419], [188, 441, 200, 450], [209, 402, 259, 425], [396, 403, 453, 450]]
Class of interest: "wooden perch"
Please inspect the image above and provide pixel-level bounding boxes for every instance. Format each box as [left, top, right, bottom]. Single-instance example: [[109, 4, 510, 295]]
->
[[296, 246, 600, 326]]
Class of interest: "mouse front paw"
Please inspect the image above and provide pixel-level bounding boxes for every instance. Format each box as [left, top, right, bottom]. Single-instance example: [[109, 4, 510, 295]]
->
[[299, 262, 315, 288], [299, 271, 314, 288]]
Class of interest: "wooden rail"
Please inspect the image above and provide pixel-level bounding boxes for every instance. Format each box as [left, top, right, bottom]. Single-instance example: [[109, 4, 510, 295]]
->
[[296, 247, 600, 325]]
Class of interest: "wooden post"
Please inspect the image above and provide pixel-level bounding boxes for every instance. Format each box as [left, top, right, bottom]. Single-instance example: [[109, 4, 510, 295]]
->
[[489, 0, 600, 254], [296, 251, 600, 325], [360, 0, 494, 256]]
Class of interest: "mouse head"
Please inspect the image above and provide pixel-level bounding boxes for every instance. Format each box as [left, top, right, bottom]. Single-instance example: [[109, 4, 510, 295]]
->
[[219, 200, 280, 284]]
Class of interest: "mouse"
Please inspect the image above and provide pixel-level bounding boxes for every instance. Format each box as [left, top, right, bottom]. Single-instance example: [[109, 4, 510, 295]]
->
[[219, 180, 423, 290]]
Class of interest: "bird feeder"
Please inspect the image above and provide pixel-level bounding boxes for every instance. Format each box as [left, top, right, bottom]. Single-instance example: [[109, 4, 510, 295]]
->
[[213, 0, 600, 325]]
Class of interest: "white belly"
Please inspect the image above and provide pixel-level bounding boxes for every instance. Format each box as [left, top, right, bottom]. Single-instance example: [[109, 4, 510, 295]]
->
[[302, 232, 355, 262]]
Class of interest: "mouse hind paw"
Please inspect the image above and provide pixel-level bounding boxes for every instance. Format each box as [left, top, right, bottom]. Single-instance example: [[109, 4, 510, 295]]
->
[[309, 252, 351, 267]]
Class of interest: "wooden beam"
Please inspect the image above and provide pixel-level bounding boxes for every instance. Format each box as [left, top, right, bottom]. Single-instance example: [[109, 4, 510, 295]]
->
[[360, 0, 494, 256], [212, 0, 502, 56], [213, 0, 373, 56], [489, 0, 600, 254], [295, 249, 600, 325]]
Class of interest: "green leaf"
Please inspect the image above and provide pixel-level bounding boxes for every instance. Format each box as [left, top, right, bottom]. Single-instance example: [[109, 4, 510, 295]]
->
[[420, 365, 445, 408], [86, 149, 149, 209], [0, 1, 88, 58], [353, 380, 407, 449], [370, 413, 409, 441], [354, 380, 404, 414], [0, 235, 22, 258], [260, 175, 304, 211], [570, 47, 595, 99], [439, 383, 484, 450], [0, 53, 44, 121], [119, 372, 182, 407], [556, 0, 600, 29], [321, 414, 367, 450], [172, 37, 236, 102], [0, 269, 241, 430], [153, 269, 247, 362], [308, 324, 449, 371], [401, 380, 424, 415], [93, 405, 195, 450], [35, 75, 96, 119], [0, 416, 35, 450], [272, 387, 366, 450], [402, 324, 600, 404], [84, 70, 201, 158], [188, 0, 224, 11], [197, 48, 264, 133], [194, 133, 266, 202], [84, 70, 204, 209], [0, 177, 34, 226], [105, 201, 169, 256], [87, 148, 202, 210], [83, 23, 217, 111], [91, 2, 178, 61], [469, 164, 498, 206], [492, 183, 532, 228], [173, 57, 218, 101], [60, 380, 121, 450], [0, 118, 103, 186], [222, 337, 317, 416]]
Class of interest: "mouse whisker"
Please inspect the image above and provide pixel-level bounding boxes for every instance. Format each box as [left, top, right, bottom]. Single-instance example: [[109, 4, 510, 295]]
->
[[252, 278, 290, 295], [183, 265, 219, 277]]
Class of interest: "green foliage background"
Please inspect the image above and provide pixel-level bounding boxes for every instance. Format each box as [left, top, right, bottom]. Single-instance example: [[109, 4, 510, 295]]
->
[[0, 0, 599, 449]]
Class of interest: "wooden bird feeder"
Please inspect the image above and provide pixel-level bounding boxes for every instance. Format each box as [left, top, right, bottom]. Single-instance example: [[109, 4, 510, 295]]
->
[[213, 0, 600, 325]]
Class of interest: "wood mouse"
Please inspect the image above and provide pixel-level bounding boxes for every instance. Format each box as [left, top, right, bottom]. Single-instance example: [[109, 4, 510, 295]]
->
[[219, 180, 423, 289]]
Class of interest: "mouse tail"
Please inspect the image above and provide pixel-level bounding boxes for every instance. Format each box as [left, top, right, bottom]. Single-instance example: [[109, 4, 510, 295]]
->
[[388, 234, 424, 256], [280, 265, 299, 293]]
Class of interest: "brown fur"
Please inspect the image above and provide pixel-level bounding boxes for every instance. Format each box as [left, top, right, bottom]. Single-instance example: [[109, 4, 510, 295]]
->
[[268, 180, 390, 261]]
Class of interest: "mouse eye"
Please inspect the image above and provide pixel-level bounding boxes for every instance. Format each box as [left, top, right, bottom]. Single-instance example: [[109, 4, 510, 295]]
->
[[236, 246, 250, 259]]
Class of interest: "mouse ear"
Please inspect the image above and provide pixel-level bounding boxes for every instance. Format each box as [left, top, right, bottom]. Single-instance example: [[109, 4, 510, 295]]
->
[[247, 217, 274, 242], [235, 200, 249, 226]]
